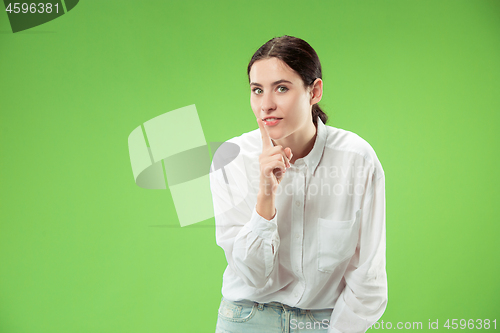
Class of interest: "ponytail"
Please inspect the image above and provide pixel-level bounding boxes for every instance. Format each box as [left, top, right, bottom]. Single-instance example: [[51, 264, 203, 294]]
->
[[312, 103, 328, 126]]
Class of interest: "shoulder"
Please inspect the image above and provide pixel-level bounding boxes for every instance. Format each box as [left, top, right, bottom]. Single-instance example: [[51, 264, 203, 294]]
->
[[324, 125, 384, 180], [214, 128, 261, 159], [228, 129, 262, 155], [211, 128, 261, 174]]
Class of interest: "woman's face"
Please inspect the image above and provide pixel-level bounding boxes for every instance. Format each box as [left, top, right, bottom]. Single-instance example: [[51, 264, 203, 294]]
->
[[249, 57, 315, 143]]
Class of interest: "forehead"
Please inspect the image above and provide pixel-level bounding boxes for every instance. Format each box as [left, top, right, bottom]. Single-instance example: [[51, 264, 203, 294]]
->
[[249, 57, 301, 83]]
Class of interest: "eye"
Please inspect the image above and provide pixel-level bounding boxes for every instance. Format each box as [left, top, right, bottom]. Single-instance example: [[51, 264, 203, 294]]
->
[[252, 87, 263, 95], [277, 86, 288, 93]]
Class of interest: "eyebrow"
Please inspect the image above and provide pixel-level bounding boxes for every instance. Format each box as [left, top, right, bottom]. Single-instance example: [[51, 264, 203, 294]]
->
[[250, 79, 293, 87]]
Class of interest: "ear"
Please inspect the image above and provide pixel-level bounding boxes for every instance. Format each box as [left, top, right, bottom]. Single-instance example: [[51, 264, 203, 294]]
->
[[309, 78, 323, 105]]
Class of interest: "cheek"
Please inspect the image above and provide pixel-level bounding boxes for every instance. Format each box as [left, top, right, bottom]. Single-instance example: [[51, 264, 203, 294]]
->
[[284, 94, 304, 112], [286, 95, 310, 121], [296, 92, 310, 106], [250, 98, 257, 112], [250, 98, 260, 116], [279, 94, 294, 109], [294, 94, 311, 114]]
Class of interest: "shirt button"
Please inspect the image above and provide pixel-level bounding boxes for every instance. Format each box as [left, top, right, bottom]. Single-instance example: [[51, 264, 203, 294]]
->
[[295, 201, 300, 207], [295, 234, 300, 239], [294, 293, 299, 297]]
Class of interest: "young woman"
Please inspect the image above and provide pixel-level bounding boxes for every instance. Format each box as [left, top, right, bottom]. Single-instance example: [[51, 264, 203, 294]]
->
[[210, 35, 387, 333]]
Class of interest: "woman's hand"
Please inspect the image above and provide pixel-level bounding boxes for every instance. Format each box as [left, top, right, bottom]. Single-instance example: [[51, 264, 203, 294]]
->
[[257, 118, 293, 197]]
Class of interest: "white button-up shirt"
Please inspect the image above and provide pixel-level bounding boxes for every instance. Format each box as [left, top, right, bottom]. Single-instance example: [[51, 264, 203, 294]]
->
[[210, 116, 387, 333]]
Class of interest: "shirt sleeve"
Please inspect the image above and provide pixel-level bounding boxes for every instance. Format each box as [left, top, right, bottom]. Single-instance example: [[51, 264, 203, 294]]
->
[[210, 151, 281, 289], [328, 173, 387, 333]]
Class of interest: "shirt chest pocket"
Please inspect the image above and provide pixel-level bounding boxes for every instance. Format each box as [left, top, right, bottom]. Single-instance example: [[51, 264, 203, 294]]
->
[[317, 210, 361, 273]]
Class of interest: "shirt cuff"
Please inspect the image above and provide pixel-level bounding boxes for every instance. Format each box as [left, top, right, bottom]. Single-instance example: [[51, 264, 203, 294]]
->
[[246, 206, 278, 240]]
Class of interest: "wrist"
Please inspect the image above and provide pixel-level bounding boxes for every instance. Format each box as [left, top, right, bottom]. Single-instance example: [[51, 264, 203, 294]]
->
[[256, 193, 276, 221]]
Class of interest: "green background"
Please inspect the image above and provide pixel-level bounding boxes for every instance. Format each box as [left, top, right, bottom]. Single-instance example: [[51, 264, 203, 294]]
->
[[1, 1, 499, 332]]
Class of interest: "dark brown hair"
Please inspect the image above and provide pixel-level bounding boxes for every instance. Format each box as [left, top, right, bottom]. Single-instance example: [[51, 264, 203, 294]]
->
[[247, 35, 328, 126]]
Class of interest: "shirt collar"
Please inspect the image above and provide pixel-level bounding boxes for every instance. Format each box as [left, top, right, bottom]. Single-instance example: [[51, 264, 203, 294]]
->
[[292, 116, 327, 175]]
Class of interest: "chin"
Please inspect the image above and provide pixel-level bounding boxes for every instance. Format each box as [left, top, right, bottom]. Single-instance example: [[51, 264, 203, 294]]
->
[[269, 131, 287, 142]]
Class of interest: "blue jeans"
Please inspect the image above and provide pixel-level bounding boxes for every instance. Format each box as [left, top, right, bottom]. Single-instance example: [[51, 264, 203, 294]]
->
[[215, 297, 334, 332]]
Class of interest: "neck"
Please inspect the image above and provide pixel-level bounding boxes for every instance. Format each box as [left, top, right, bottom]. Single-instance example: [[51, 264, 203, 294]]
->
[[273, 121, 317, 164]]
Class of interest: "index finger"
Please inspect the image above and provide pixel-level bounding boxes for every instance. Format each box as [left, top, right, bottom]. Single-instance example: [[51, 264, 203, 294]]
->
[[257, 117, 273, 150]]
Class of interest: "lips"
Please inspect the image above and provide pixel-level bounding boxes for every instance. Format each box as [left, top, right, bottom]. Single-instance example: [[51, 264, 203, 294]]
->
[[262, 117, 282, 126]]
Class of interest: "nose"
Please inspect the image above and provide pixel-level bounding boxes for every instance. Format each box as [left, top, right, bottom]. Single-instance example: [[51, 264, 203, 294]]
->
[[261, 91, 276, 113]]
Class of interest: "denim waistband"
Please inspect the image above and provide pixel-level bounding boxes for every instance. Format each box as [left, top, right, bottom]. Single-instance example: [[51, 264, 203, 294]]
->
[[222, 297, 322, 314]]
